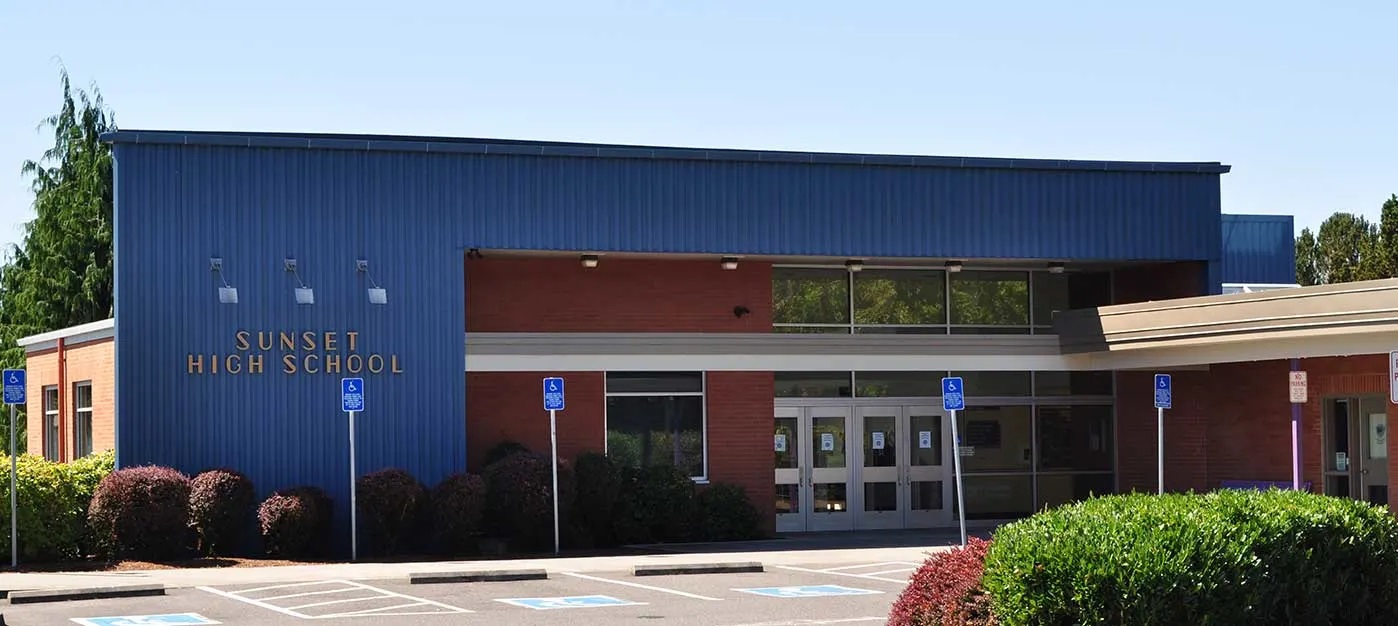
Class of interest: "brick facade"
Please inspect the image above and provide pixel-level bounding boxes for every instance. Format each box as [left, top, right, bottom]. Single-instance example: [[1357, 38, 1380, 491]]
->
[[23, 338, 115, 461], [465, 257, 778, 530], [1117, 356, 1398, 506]]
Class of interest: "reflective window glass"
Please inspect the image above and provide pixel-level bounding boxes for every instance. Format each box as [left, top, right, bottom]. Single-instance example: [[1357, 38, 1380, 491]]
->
[[773, 268, 849, 326], [950, 271, 1029, 328]]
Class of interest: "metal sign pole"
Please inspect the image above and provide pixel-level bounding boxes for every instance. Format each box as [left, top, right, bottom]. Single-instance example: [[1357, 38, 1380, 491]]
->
[[9, 404, 16, 568], [549, 408, 560, 555], [949, 408, 966, 547], [1157, 406, 1165, 495], [349, 409, 357, 562]]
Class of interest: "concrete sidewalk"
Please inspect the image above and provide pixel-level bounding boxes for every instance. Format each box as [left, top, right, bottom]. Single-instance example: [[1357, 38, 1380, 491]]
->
[[0, 544, 952, 594]]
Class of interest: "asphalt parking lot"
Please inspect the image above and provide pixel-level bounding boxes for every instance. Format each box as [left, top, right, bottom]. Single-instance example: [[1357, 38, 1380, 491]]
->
[[6, 560, 922, 625]]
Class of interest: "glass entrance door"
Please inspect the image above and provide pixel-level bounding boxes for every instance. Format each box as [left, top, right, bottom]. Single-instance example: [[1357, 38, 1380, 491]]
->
[[774, 405, 854, 533], [853, 405, 953, 530], [1324, 397, 1390, 506]]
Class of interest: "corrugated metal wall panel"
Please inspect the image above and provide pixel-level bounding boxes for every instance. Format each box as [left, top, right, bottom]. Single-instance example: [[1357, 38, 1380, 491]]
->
[[115, 144, 467, 554], [112, 138, 1226, 552], [1221, 214, 1296, 284]]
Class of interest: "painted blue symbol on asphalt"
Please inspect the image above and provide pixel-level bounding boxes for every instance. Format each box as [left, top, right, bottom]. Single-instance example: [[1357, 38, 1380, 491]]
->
[[3, 368, 26, 405], [941, 376, 965, 411], [1154, 373, 1172, 409], [341, 377, 364, 413], [71, 614, 221, 626], [543, 376, 566, 411], [734, 585, 882, 598], [497, 595, 639, 610]]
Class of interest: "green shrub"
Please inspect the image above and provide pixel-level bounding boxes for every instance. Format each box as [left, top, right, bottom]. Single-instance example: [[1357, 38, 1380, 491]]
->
[[65, 450, 117, 558], [696, 483, 763, 541], [430, 472, 487, 555], [188, 469, 255, 557], [573, 452, 624, 547], [483, 441, 530, 468], [356, 468, 427, 556], [482, 451, 575, 552], [258, 486, 332, 559], [982, 490, 1398, 626], [0, 455, 75, 562], [88, 465, 193, 561], [620, 464, 697, 543]]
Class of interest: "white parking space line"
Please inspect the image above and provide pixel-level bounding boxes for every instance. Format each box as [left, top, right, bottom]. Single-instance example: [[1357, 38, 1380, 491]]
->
[[197, 579, 472, 619], [864, 568, 915, 578], [821, 562, 914, 572], [773, 565, 909, 584], [559, 571, 725, 601]]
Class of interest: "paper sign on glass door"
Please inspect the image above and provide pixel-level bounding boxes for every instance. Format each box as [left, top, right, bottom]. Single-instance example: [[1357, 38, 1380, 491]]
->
[[871, 432, 885, 450], [821, 433, 835, 452], [774, 434, 787, 453], [918, 431, 933, 449]]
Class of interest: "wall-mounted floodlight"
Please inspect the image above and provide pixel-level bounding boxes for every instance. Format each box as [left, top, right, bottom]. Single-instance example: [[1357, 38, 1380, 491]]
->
[[1048, 262, 1065, 274], [721, 256, 740, 270], [845, 259, 864, 272], [580, 254, 600, 268], [945, 260, 964, 273], [357, 259, 388, 305], [285, 258, 315, 305], [210, 257, 238, 304]]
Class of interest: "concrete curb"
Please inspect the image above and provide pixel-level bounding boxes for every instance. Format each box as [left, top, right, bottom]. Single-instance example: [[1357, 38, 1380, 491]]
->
[[633, 562, 764, 576], [7, 583, 165, 604], [407, 569, 549, 584]]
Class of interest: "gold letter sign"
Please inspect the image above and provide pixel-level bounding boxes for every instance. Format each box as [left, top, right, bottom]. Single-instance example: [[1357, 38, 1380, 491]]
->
[[187, 331, 403, 376]]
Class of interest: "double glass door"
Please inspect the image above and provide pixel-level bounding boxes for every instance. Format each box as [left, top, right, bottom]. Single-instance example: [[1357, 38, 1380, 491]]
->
[[775, 404, 953, 533]]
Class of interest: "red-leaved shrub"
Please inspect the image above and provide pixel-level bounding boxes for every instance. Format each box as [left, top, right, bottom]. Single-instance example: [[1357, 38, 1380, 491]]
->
[[430, 472, 487, 555], [188, 468, 255, 556], [888, 537, 998, 626], [87, 465, 193, 561], [356, 468, 427, 556], [483, 451, 575, 551], [258, 486, 332, 559]]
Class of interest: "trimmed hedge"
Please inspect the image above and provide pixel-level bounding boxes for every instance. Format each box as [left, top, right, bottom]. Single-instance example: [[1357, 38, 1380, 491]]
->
[[888, 537, 996, 626], [430, 472, 487, 555], [982, 490, 1398, 625], [356, 468, 427, 556], [483, 451, 576, 552], [258, 486, 333, 559], [623, 464, 698, 543], [572, 452, 625, 547], [0, 451, 115, 562], [696, 483, 762, 542], [188, 468, 255, 557], [88, 465, 192, 561]]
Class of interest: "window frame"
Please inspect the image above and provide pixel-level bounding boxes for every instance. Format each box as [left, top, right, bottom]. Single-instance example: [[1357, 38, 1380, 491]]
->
[[42, 385, 59, 462], [603, 371, 709, 482], [772, 263, 1111, 335], [72, 381, 93, 459]]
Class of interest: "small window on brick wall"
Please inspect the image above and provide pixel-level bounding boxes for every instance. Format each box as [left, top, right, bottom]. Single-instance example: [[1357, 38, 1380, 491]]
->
[[73, 382, 93, 459], [604, 372, 707, 480], [42, 386, 59, 461]]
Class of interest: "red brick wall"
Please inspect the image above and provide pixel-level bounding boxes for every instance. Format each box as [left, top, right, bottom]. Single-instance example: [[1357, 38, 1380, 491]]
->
[[703, 372, 776, 532], [23, 338, 115, 461], [465, 372, 605, 472], [1113, 261, 1208, 304], [466, 257, 773, 332], [1117, 355, 1398, 506]]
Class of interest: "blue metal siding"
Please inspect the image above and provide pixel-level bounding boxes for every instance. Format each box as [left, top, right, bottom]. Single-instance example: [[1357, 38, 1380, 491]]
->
[[114, 144, 467, 553], [110, 134, 1228, 552], [1221, 214, 1296, 284]]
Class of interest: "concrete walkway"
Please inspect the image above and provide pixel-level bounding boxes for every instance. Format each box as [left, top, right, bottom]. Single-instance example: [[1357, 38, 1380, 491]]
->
[[0, 543, 959, 594]]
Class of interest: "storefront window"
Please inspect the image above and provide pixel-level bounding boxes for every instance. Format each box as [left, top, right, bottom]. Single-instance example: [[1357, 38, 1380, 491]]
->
[[773, 268, 849, 331], [1033, 371, 1114, 396], [955, 406, 1033, 473], [1036, 405, 1114, 472], [956, 371, 1033, 397], [776, 372, 851, 398], [605, 372, 706, 479], [1032, 271, 1114, 330], [949, 271, 1029, 332], [854, 371, 947, 397], [853, 269, 946, 332]]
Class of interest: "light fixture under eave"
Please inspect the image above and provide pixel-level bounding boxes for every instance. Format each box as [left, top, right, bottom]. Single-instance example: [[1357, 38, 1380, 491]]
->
[[1048, 262, 1066, 274], [581, 254, 600, 268], [945, 260, 963, 273], [367, 287, 387, 305], [845, 259, 864, 272], [294, 287, 315, 305], [357, 259, 388, 305], [218, 286, 239, 304], [721, 256, 739, 270]]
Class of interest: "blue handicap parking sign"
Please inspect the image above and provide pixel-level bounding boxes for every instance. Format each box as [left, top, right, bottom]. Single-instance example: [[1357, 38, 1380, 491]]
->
[[1154, 373, 1172, 409], [3, 368, 25, 405], [941, 376, 964, 411], [734, 585, 882, 598], [497, 595, 639, 610], [341, 377, 364, 413], [543, 376, 566, 411], [71, 614, 221, 626]]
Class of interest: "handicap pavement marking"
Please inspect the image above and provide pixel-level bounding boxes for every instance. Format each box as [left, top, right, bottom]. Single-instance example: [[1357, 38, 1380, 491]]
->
[[198, 579, 471, 618], [71, 615, 221, 626], [496, 595, 645, 610], [733, 585, 883, 599]]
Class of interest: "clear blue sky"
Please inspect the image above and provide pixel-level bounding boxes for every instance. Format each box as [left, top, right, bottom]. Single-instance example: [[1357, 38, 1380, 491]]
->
[[2, 1, 1394, 254]]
